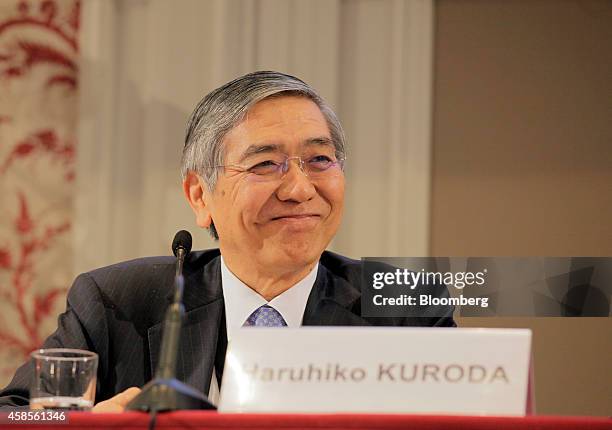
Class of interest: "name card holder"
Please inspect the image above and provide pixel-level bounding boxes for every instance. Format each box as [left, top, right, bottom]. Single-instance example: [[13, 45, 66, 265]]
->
[[219, 327, 533, 415]]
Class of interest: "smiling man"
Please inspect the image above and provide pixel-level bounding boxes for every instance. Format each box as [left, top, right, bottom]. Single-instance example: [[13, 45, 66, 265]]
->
[[0, 71, 455, 411]]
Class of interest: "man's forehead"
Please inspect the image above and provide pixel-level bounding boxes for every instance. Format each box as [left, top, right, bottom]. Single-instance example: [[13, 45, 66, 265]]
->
[[222, 96, 331, 156]]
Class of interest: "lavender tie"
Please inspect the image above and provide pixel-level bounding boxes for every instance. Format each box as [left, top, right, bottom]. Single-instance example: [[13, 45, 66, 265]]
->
[[243, 305, 288, 327]]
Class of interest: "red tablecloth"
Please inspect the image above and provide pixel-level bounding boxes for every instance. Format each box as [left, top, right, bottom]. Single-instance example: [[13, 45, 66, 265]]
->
[[3, 411, 611, 430]]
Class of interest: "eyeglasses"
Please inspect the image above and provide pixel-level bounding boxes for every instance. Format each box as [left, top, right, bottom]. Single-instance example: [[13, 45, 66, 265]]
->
[[216, 154, 346, 182]]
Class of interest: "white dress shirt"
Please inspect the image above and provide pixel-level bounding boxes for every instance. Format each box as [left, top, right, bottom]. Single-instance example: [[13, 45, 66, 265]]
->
[[207, 256, 319, 405]]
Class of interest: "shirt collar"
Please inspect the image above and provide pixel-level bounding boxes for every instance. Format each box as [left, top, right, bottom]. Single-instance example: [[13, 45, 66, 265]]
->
[[220, 256, 318, 341]]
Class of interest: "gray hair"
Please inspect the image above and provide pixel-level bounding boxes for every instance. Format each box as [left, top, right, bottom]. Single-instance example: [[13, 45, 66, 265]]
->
[[181, 71, 346, 240]]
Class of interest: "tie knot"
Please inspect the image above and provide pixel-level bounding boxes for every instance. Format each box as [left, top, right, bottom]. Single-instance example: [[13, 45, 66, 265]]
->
[[243, 305, 287, 327]]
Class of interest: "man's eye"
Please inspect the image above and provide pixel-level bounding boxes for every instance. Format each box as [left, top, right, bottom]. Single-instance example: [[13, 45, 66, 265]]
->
[[248, 160, 279, 174], [308, 155, 334, 169]]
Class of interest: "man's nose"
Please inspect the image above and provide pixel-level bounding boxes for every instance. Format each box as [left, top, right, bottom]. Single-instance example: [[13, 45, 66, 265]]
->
[[275, 160, 316, 202]]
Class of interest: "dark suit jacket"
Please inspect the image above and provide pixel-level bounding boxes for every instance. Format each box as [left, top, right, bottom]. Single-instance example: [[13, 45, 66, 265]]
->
[[0, 249, 455, 407]]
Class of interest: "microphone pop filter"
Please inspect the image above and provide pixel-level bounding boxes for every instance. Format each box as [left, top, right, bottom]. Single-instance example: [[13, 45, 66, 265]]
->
[[172, 230, 193, 257]]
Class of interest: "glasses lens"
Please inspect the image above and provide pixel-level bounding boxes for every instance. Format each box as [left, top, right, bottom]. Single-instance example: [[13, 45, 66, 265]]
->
[[305, 158, 344, 178], [244, 157, 344, 182]]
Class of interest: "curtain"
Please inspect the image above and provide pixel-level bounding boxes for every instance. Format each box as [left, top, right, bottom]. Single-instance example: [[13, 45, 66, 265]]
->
[[0, 0, 79, 386]]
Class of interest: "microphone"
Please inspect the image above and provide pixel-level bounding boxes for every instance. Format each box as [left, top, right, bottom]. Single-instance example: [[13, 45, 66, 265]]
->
[[172, 229, 192, 255], [172, 230, 192, 272], [172, 230, 192, 296], [127, 230, 215, 412]]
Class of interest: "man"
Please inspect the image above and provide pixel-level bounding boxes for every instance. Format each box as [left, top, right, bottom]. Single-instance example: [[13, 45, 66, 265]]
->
[[0, 71, 454, 411]]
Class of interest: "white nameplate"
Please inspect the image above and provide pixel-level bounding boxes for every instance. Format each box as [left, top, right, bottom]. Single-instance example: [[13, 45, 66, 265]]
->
[[219, 327, 532, 415]]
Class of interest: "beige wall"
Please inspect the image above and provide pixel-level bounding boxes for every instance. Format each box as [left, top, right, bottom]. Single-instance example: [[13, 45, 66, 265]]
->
[[431, 0, 612, 416], [75, 0, 435, 274]]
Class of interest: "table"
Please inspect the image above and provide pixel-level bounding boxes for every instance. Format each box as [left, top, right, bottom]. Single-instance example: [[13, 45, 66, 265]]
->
[[4, 411, 611, 430]]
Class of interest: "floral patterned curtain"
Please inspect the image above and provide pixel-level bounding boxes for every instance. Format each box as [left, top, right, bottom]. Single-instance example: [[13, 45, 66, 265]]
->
[[0, 0, 79, 387]]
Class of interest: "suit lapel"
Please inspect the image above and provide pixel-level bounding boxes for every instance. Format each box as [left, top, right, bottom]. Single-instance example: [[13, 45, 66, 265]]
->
[[303, 263, 371, 326], [147, 252, 226, 394]]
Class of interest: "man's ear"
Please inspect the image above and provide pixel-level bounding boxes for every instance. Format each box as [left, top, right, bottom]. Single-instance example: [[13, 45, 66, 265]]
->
[[183, 172, 213, 229]]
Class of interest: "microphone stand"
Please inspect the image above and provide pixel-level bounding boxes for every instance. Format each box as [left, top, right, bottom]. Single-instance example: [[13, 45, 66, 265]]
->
[[126, 248, 215, 412]]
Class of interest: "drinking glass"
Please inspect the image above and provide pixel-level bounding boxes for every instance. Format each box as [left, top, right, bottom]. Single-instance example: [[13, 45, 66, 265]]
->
[[30, 348, 98, 410]]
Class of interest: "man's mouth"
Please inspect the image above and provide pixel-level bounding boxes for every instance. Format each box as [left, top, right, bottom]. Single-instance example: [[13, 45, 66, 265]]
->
[[270, 214, 320, 221]]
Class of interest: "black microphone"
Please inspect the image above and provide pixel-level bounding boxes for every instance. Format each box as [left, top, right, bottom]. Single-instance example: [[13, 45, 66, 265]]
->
[[172, 229, 192, 256], [171, 230, 192, 298], [127, 230, 215, 413], [172, 230, 192, 275], [158, 230, 191, 379]]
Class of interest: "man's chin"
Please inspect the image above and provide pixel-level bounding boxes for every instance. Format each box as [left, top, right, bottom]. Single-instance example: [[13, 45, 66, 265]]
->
[[263, 240, 324, 271]]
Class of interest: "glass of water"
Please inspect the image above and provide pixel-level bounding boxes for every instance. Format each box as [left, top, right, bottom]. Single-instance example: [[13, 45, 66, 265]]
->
[[30, 348, 98, 411]]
